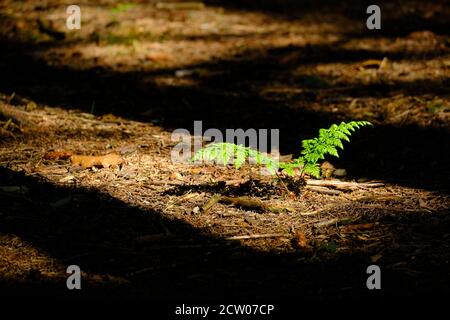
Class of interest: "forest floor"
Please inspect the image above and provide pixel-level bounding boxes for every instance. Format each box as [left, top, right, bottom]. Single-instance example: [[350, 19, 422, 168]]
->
[[0, 0, 449, 304]]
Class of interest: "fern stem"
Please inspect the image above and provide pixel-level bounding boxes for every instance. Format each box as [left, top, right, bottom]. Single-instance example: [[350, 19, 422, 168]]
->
[[276, 171, 290, 194]]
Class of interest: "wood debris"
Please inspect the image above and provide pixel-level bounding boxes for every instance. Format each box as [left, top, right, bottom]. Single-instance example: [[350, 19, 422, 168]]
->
[[225, 233, 287, 240], [306, 179, 384, 190]]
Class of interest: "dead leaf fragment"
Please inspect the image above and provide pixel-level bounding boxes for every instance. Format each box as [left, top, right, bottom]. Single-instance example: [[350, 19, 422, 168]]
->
[[43, 150, 72, 160], [70, 153, 123, 169], [291, 231, 311, 252], [169, 172, 184, 181], [320, 161, 335, 178]]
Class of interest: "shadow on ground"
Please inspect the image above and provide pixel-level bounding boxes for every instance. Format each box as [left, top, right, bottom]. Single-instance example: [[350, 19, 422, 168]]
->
[[1, 167, 449, 302]]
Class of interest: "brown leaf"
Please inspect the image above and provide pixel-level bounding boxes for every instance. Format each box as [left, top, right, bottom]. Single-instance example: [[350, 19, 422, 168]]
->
[[70, 153, 123, 169], [291, 231, 311, 252], [43, 150, 72, 160]]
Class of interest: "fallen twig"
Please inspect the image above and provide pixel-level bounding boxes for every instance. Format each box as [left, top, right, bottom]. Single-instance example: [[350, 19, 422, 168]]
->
[[314, 217, 357, 228], [226, 233, 288, 240], [306, 179, 384, 190], [0, 103, 33, 126], [306, 186, 342, 195], [149, 180, 185, 186], [219, 195, 267, 211], [219, 195, 293, 213]]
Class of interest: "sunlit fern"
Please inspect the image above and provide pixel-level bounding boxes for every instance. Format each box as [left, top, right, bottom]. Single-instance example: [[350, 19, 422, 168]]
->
[[192, 121, 372, 178]]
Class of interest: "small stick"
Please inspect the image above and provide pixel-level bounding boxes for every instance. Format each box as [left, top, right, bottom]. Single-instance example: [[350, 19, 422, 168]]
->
[[314, 218, 340, 228], [148, 180, 185, 185], [0, 103, 33, 126], [306, 186, 342, 195], [306, 179, 384, 189], [276, 172, 291, 194], [314, 217, 357, 228], [220, 195, 268, 211], [226, 233, 288, 240]]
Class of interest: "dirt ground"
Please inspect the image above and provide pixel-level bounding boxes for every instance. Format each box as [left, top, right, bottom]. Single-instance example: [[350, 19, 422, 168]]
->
[[0, 0, 449, 308]]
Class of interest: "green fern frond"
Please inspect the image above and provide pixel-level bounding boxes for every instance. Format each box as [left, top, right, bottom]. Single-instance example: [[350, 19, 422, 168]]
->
[[300, 121, 372, 160], [192, 121, 372, 179]]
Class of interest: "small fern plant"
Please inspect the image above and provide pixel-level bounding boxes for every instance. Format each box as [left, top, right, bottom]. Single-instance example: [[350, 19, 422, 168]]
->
[[192, 121, 372, 178]]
